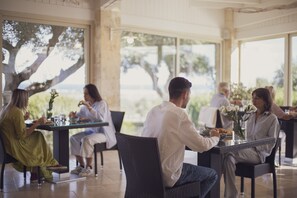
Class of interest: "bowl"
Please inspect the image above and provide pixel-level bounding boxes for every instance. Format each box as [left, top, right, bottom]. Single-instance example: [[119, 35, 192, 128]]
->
[[69, 117, 79, 124]]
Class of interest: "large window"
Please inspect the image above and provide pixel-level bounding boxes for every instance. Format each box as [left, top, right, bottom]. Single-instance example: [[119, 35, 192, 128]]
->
[[120, 32, 175, 133], [179, 39, 219, 125], [120, 31, 220, 133], [291, 35, 297, 106], [239, 38, 285, 104], [2, 19, 87, 118]]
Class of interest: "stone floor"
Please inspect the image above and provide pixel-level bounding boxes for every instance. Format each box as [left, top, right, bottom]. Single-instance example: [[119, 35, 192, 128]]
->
[[1, 149, 297, 198]]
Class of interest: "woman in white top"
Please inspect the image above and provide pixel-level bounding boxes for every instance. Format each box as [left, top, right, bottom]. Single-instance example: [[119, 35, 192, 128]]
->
[[69, 84, 116, 176], [223, 88, 279, 198]]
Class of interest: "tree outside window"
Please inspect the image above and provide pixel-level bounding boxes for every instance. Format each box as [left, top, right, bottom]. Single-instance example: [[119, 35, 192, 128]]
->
[[120, 32, 219, 133], [2, 19, 86, 118]]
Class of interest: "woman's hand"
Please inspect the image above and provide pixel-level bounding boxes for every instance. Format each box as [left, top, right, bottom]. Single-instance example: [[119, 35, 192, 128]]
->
[[78, 100, 92, 111], [24, 111, 30, 120], [69, 111, 77, 118], [37, 115, 46, 125], [78, 100, 89, 107]]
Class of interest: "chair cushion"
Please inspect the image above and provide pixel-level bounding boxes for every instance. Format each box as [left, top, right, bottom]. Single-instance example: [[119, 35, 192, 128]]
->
[[235, 162, 272, 178]]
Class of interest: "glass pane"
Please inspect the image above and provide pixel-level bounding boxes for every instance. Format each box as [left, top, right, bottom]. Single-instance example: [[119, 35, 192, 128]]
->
[[2, 19, 86, 118], [292, 36, 297, 106], [120, 32, 175, 134], [240, 38, 285, 105], [179, 39, 219, 127]]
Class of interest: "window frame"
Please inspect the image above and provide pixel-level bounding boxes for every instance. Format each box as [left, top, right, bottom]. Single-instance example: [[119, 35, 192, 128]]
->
[[0, 12, 92, 107]]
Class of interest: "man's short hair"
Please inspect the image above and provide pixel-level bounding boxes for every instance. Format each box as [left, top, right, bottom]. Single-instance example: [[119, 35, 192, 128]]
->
[[168, 77, 192, 99]]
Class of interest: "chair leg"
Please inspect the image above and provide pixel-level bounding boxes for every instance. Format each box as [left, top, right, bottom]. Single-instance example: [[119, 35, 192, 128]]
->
[[240, 177, 244, 194], [0, 163, 5, 191], [23, 166, 27, 181], [251, 178, 255, 198], [37, 166, 41, 186], [117, 151, 122, 170], [94, 150, 98, 176], [273, 172, 277, 198], [279, 144, 281, 166], [100, 152, 104, 167]]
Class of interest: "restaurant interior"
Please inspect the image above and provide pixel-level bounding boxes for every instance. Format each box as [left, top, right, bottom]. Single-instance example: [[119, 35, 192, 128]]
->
[[1, 0, 297, 197]]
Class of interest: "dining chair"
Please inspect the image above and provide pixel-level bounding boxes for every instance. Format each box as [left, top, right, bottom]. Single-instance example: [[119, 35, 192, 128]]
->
[[93, 111, 125, 176], [116, 133, 201, 198], [0, 133, 42, 191], [198, 106, 223, 128], [235, 138, 280, 198]]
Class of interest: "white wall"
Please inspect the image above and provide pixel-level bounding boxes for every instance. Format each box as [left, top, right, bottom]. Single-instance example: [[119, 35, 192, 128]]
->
[[0, 0, 95, 22]]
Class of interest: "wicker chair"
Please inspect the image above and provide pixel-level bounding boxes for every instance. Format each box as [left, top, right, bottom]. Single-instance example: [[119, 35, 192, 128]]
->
[[0, 133, 42, 191], [116, 133, 201, 198], [93, 111, 125, 176], [235, 138, 280, 198]]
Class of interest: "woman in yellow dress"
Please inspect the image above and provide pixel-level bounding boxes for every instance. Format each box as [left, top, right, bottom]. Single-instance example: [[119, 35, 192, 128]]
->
[[0, 89, 65, 181]]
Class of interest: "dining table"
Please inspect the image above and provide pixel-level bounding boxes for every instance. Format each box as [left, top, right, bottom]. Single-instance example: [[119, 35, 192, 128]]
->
[[197, 136, 276, 198], [27, 120, 109, 183], [278, 117, 297, 165]]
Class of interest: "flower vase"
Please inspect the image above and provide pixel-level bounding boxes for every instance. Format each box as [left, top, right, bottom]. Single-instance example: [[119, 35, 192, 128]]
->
[[46, 109, 53, 119], [232, 121, 246, 142]]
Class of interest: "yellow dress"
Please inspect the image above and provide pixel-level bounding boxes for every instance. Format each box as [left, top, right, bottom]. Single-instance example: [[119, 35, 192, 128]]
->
[[0, 106, 58, 179]]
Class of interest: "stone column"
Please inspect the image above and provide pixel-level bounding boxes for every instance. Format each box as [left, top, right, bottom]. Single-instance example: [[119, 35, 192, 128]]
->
[[221, 8, 234, 83], [92, 8, 121, 110]]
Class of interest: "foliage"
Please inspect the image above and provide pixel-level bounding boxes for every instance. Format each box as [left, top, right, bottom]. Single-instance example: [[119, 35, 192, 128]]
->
[[273, 63, 297, 91], [47, 89, 59, 111], [230, 83, 253, 100], [2, 19, 85, 104], [187, 95, 212, 127], [220, 104, 257, 139], [121, 31, 217, 99], [28, 92, 80, 120]]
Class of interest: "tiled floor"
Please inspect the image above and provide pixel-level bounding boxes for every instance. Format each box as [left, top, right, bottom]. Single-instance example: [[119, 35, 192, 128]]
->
[[1, 150, 297, 198]]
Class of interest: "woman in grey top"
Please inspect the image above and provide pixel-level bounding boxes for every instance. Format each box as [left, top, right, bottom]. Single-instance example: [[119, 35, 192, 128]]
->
[[222, 88, 279, 198]]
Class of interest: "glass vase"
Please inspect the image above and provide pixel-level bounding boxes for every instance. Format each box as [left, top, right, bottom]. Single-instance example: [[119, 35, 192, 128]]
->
[[233, 121, 246, 142], [46, 109, 53, 119]]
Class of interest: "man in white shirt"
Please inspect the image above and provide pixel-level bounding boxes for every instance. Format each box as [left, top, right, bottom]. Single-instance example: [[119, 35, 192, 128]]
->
[[142, 77, 220, 198]]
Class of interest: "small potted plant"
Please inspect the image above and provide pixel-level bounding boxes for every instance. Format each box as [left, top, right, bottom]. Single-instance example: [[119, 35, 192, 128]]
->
[[46, 89, 59, 119]]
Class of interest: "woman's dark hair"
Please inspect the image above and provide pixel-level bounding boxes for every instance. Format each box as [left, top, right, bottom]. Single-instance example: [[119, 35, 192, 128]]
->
[[252, 88, 272, 112], [84, 84, 102, 102], [168, 77, 192, 99]]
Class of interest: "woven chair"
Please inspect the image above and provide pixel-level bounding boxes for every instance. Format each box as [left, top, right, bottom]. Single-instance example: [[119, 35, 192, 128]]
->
[[93, 111, 125, 176], [235, 138, 280, 198], [0, 133, 41, 191], [116, 133, 201, 198]]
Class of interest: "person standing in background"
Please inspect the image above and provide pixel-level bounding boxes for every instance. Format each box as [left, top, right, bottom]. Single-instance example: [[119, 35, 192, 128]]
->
[[210, 82, 233, 129]]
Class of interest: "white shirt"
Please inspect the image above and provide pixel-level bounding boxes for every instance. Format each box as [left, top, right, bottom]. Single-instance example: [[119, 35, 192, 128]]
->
[[246, 111, 280, 163], [142, 101, 219, 187], [77, 100, 116, 148]]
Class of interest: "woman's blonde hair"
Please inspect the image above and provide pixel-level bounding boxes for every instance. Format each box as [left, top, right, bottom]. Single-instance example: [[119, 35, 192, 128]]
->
[[0, 89, 29, 122], [265, 86, 275, 101]]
